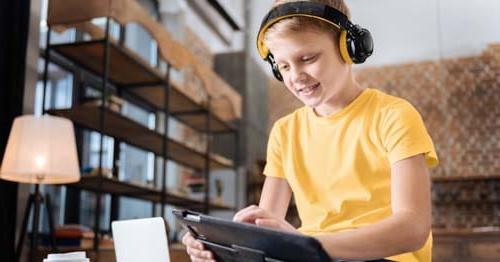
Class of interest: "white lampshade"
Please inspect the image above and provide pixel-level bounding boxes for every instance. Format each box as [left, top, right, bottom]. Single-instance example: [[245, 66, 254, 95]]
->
[[0, 115, 80, 184]]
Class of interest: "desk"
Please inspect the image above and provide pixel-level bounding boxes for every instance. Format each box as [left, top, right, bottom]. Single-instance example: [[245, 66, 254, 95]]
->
[[34, 245, 190, 262]]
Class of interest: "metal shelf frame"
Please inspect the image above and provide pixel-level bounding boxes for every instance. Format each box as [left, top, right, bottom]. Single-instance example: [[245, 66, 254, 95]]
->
[[41, 15, 240, 255]]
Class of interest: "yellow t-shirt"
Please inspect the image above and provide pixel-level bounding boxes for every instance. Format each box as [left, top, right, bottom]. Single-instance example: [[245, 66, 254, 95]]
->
[[263, 88, 438, 262]]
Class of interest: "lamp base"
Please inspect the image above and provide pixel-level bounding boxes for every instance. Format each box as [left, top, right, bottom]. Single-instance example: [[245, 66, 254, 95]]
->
[[16, 184, 58, 262]]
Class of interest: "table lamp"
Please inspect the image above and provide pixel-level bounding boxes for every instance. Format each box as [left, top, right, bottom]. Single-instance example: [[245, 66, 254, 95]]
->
[[0, 115, 80, 262]]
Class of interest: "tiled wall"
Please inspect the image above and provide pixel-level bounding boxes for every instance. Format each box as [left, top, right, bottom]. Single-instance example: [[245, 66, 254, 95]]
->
[[267, 44, 500, 229], [431, 179, 500, 229], [356, 44, 500, 180]]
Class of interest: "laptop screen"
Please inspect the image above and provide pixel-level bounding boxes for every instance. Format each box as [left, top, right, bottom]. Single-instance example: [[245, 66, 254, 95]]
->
[[112, 217, 171, 262]]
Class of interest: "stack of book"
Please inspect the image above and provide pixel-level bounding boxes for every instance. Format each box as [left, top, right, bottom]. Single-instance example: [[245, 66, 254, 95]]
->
[[41, 224, 94, 249]]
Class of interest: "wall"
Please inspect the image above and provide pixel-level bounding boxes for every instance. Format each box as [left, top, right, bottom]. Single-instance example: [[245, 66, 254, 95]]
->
[[213, 51, 269, 211], [248, 0, 500, 74], [246, 0, 273, 79], [348, 0, 500, 67], [159, 0, 244, 54]]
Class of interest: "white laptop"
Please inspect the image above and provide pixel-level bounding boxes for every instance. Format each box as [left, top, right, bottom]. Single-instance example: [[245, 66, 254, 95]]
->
[[112, 217, 171, 262]]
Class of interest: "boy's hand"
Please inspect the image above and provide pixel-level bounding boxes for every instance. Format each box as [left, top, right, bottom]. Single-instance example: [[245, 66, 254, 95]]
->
[[233, 205, 297, 233], [181, 231, 216, 262]]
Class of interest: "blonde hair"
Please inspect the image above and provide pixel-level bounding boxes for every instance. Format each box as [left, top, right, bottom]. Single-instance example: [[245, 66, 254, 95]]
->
[[265, 0, 351, 44]]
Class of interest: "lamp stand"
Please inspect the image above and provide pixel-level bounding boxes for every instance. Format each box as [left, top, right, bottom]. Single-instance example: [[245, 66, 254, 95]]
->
[[15, 184, 58, 262]]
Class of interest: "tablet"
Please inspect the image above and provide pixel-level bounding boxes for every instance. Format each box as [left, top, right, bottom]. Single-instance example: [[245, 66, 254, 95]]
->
[[173, 209, 331, 262]]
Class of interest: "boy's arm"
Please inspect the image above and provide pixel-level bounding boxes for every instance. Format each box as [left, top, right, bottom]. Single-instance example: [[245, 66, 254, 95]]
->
[[259, 176, 293, 219], [316, 154, 432, 260]]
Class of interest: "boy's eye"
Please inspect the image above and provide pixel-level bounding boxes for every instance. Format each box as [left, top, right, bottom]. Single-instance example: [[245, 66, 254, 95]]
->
[[278, 64, 289, 71], [302, 55, 317, 62]]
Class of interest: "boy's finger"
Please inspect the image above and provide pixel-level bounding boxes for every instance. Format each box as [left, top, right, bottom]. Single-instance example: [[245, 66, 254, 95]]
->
[[255, 218, 280, 229], [202, 251, 213, 259], [182, 232, 193, 245], [235, 207, 272, 223], [233, 205, 259, 221], [186, 236, 204, 250]]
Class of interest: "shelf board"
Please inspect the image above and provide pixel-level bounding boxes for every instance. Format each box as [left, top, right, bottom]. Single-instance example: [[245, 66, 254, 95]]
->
[[432, 227, 500, 236], [48, 106, 233, 170], [128, 84, 236, 133], [432, 175, 500, 182], [433, 199, 500, 205], [177, 111, 236, 133], [50, 40, 236, 133], [130, 84, 199, 113], [51, 40, 163, 86], [69, 176, 234, 211]]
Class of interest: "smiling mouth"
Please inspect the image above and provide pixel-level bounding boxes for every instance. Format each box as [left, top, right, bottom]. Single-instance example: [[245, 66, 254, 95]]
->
[[297, 83, 320, 95]]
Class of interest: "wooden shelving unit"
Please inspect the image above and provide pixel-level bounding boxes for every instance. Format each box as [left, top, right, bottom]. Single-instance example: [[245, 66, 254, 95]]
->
[[51, 40, 162, 86], [42, 0, 241, 254]]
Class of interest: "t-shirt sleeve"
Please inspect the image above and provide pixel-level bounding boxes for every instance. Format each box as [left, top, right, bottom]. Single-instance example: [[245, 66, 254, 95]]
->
[[263, 122, 286, 178], [380, 100, 439, 168]]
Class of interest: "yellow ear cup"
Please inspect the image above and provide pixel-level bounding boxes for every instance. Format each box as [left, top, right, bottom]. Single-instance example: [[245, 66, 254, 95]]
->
[[257, 29, 269, 59], [339, 30, 353, 64]]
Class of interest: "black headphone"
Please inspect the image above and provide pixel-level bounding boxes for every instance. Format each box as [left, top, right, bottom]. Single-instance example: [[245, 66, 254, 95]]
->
[[256, 1, 374, 81]]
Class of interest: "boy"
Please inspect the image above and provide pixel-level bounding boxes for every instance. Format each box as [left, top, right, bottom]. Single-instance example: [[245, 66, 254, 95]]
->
[[183, 1, 438, 261]]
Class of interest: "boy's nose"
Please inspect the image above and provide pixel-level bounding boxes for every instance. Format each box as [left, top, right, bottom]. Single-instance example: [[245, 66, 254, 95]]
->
[[290, 66, 307, 84]]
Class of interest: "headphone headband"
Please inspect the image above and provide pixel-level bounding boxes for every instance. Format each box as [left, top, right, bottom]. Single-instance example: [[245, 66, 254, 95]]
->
[[257, 1, 356, 60]]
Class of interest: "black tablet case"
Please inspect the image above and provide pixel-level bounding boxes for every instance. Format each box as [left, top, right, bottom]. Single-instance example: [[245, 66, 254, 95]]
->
[[173, 209, 331, 262], [174, 209, 403, 262]]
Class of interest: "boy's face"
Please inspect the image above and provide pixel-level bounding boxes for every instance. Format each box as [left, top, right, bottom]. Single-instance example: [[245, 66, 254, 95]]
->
[[266, 30, 351, 110]]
